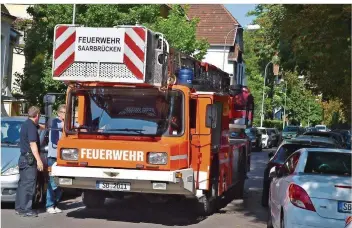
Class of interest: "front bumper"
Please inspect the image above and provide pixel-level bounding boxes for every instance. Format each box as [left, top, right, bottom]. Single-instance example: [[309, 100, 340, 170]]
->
[[285, 203, 346, 228], [51, 163, 196, 196], [1, 174, 20, 202]]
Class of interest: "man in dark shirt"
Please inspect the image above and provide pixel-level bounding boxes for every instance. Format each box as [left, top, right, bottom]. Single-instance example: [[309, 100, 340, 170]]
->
[[15, 106, 45, 217]]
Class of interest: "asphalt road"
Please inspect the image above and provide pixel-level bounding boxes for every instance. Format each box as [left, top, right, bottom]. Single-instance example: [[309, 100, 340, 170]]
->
[[1, 148, 275, 228]]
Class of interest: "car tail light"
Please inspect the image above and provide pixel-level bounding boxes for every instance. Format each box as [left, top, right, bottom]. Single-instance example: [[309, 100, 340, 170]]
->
[[288, 183, 316, 211]]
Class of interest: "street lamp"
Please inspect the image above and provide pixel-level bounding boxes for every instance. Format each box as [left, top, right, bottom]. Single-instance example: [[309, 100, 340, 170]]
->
[[222, 24, 241, 71], [72, 4, 76, 25], [260, 61, 275, 127], [282, 80, 287, 129], [222, 24, 259, 72]]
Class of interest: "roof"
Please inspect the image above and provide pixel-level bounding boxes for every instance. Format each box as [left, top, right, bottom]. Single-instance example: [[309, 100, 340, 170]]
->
[[285, 136, 338, 145], [185, 4, 240, 45], [302, 148, 351, 154], [2, 116, 46, 124], [304, 131, 341, 137], [1, 4, 17, 21]]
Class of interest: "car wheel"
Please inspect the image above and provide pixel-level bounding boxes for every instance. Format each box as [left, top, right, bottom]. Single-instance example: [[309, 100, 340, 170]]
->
[[261, 181, 269, 207]]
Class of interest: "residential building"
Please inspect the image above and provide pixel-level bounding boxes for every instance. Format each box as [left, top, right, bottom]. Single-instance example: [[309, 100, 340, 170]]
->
[[6, 4, 31, 93], [1, 4, 21, 116], [185, 4, 245, 86]]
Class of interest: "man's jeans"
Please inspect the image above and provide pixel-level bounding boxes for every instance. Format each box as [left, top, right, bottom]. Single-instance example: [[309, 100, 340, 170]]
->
[[46, 157, 62, 209]]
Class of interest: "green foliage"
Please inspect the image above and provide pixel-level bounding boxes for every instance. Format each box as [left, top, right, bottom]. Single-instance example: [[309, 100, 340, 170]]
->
[[244, 25, 323, 127], [261, 119, 283, 131], [321, 99, 346, 127], [150, 5, 209, 60], [248, 4, 351, 123], [17, 4, 209, 109]]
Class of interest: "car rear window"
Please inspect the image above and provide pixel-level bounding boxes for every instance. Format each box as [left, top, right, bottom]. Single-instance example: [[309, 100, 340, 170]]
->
[[283, 127, 298, 132], [273, 143, 335, 163], [304, 152, 351, 176], [267, 129, 274, 134]]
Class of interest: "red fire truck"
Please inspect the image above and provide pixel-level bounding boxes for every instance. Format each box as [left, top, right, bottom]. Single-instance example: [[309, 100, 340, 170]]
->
[[49, 24, 254, 216]]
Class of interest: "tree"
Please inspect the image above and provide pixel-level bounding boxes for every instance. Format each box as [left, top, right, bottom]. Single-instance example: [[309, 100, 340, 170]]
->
[[15, 4, 209, 108], [248, 4, 351, 123]]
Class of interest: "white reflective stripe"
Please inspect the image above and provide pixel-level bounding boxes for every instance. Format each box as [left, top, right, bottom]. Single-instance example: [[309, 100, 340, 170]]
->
[[125, 28, 146, 52], [51, 163, 193, 183], [55, 27, 76, 48], [170, 154, 188, 161], [54, 42, 75, 69], [124, 44, 144, 73], [194, 171, 208, 190]]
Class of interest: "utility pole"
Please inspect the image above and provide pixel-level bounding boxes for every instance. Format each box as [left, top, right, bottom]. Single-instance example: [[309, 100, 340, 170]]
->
[[72, 4, 76, 25], [260, 61, 272, 127], [260, 53, 279, 128], [308, 102, 310, 127], [282, 80, 287, 129]]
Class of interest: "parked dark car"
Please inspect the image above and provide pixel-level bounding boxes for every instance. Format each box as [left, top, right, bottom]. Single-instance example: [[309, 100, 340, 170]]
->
[[333, 129, 351, 149], [280, 125, 301, 142], [261, 135, 339, 207], [266, 128, 280, 147], [302, 131, 347, 148], [245, 127, 262, 151]]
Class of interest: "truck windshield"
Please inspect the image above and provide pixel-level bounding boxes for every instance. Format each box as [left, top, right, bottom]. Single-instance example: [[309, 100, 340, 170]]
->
[[66, 87, 184, 137]]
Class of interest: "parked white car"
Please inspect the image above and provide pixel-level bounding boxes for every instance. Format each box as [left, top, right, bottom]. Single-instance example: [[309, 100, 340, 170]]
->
[[257, 127, 272, 149], [315, 124, 328, 132], [268, 148, 351, 228]]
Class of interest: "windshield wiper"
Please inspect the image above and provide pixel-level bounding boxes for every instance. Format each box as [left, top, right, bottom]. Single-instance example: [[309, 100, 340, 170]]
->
[[103, 128, 146, 134]]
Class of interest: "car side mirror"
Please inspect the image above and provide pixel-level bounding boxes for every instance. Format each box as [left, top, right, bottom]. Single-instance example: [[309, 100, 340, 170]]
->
[[268, 152, 274, 158], [275, 165, 286, 178], [269, 166, 276, 178]]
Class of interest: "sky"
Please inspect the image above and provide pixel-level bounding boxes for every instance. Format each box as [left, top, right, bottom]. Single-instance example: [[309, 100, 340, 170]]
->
[[224, 4, 257, 26]]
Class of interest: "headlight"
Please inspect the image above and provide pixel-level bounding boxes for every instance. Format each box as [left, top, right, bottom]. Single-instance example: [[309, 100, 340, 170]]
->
[[61, 148, 78, 161], [147, 152, 168, 165], [2, 165, 19, 176]]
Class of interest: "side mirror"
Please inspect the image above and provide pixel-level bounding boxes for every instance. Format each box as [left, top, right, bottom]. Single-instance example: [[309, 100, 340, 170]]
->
[[275, 165, 286, 178], [205, 104, 217, 128], [269, 166, 276, 178]]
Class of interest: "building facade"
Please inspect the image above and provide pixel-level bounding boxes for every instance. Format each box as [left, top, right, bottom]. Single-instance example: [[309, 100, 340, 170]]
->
[[186, 4, 245, 86]]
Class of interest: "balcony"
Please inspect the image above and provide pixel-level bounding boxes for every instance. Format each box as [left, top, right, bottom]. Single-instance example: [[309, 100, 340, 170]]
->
[[228, 44, 240, 62]]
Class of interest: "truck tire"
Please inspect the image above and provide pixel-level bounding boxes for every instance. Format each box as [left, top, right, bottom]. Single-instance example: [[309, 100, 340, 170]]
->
[[235, 148, 246, 199], [82, 190, 105, 209], [196, 195, 215, 216]]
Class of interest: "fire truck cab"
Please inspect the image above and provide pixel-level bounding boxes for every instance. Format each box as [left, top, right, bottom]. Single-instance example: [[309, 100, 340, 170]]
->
[[49, 24, 253, 216]]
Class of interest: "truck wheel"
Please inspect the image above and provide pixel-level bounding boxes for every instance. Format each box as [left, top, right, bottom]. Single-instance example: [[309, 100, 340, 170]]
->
[[196, 195, 214, 216], [82, 190, 105, 209], [235, 150, 246, 199]]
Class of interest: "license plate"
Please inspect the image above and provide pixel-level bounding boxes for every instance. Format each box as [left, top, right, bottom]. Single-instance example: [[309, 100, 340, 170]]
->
[[96, 181, 131, 191], [338, 201, 352, 213]]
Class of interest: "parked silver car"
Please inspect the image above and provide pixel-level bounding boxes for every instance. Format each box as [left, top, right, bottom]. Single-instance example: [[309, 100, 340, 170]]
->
[[1, 116, 47, 203]]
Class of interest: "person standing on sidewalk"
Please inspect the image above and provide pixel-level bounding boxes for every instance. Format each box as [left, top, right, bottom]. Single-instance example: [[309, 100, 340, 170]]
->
[[46, 104, 66, 214], [15, 106, 45, 217]]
